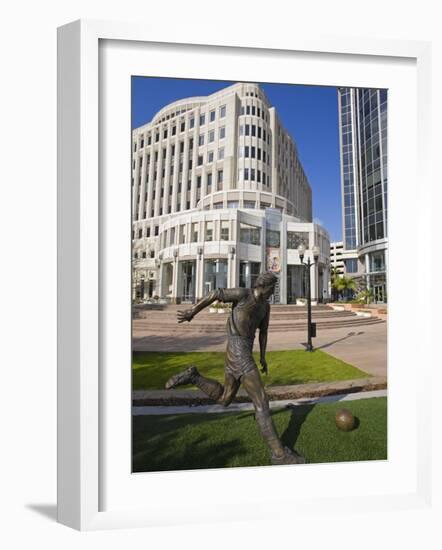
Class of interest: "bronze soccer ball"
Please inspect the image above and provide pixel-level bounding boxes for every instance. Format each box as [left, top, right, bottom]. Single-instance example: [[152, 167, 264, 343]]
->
[[335, 408, 356, 432]]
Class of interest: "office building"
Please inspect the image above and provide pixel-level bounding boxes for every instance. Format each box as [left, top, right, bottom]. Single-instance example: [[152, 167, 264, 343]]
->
[[132, 82, 330, 304], [338, 87, 388, 302]]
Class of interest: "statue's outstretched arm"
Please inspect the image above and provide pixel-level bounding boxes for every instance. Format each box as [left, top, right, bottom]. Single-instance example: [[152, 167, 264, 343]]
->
[[177, 289, 222, 323]]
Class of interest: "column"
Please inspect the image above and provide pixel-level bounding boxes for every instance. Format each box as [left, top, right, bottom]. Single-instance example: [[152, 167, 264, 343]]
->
[[172, 258, 179, 303]]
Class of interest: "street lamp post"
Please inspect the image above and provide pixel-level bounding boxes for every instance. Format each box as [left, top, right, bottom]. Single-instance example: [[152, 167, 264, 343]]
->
[[298, 244, 320, 352]]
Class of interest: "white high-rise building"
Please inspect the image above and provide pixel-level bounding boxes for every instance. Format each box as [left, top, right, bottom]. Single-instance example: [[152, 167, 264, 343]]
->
[[132, 82, 330, 304]]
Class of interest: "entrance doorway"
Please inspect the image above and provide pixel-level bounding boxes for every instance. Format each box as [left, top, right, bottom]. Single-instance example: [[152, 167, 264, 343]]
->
[[287, 265, 305, 303], [204, 259, 227, 294], [180, 261, 196, 303]]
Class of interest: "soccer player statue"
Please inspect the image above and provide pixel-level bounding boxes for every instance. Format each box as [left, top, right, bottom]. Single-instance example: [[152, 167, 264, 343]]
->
[[165, 271, 305, 465]]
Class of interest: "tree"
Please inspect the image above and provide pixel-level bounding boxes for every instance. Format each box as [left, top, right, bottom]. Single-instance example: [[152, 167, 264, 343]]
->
[[330, 267, 340, 301], [333, 275, 356, 301]]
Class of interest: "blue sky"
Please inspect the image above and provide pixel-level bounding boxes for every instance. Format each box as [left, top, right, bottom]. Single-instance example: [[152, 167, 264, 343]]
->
[[132, 77, 342, 241]]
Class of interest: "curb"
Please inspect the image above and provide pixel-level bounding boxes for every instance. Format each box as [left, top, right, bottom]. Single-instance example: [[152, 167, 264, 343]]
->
[[132, 376, 387, 406]]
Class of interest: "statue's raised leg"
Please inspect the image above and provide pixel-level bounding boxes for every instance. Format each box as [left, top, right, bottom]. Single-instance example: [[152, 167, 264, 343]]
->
[[165, 366, 240, 405]]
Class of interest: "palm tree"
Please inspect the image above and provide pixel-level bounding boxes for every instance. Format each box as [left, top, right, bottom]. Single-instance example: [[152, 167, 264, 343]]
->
[[335, 276, 356, 301], [330, 267, 340, 301]]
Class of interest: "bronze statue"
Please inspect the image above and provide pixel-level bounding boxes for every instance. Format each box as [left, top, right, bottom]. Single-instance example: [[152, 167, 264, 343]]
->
[[165, 271, 305, 465]]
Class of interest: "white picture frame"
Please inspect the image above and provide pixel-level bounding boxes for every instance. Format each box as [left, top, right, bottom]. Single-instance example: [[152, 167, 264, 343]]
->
[[57, 19, 434, 531]]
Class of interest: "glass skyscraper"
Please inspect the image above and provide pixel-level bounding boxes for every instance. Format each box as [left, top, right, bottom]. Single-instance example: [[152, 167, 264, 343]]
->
[[338, 87, 388, 302]]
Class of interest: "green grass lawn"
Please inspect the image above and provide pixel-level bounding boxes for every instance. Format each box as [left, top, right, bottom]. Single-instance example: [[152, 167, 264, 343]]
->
[[132, 350, 369, 391], [132, 397, 387, 472]]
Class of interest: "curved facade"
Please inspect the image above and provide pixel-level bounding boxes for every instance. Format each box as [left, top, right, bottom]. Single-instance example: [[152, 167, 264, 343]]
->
[[132, 82, 329, 304]]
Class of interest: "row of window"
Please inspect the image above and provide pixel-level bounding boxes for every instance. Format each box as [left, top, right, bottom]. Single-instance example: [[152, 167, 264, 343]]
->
[[238, 168, 270, 185], [132, 142, 224, 177], [238, 145, 270, 164], [134, 169, 225, 218], [132, 225, 159, 239], [198, 126, 226, 146], [190, 105, 226, 128], [239, 124, 269, 142], [240, 103, 268, 123], [134, 105, 227, 151], [159, 220, 231, 248], [239, 225, 310, 249]]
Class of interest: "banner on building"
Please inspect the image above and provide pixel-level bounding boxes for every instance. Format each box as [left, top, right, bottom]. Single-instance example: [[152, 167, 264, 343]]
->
[[266, 248, 281, 272]]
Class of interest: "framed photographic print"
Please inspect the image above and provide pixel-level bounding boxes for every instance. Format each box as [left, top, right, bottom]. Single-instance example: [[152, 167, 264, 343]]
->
[[57, 19, 433, 531]]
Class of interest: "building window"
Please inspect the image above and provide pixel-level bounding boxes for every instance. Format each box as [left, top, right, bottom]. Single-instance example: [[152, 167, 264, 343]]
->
[[180, 121, 185, 132], [227, 200, 239, 209], [179, 224, 186, 244], [154, 226, 159, 236], [198, 154, 203, 166], [208, 151, 214, 163], [172, 126, 176, 136], [239, 261, 261, 288], [163, 129, 168, 139], [150, 250, 155, 258], [220, 105, 226, 118], [370, 251, 385, 272], [199, 134, 205, 146], [213, 202, 223, 209], [210, 110, 216, 122], [207, 173, 212, 189], [209, 130, 215, 143], [245, 124, 250, 136], [220, 221, 229, 240], [240, 223, 261, 245], [138, 229, 143, 238], [190, 117, 195, 129], [345, 258, 358, 273], [217, 169, 223, 190], [219, 127, 226, 139], [204, 259, 228, 293], [244, 168, 249, 180], [287, 231, 309, 249], [199, 114, 205, 126], [205, 221, 214, 241], [244, 200, 255, 209], [192, 222, 199, 242], [218, 147, 224, 160], [266, 230, 280, 247]]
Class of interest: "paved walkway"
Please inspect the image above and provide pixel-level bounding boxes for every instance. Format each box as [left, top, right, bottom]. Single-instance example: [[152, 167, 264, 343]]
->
[[133, 322, 387, 378], [132, 389, 387, 416]]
